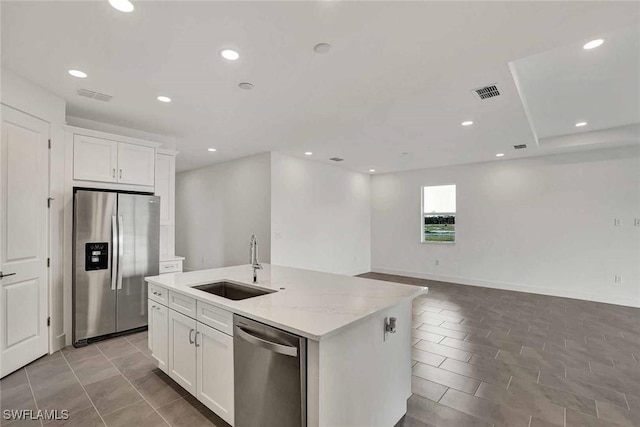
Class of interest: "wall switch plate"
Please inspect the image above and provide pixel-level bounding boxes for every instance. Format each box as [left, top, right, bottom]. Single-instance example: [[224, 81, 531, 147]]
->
[[614, 275, 623, 284], [434, 259, 440, 266], [634, 219, 640, 227]]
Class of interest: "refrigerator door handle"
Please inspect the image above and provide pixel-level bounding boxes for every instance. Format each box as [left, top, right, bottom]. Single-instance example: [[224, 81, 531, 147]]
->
[[117, 216, 124, 290], [111, 216, 118, 291]]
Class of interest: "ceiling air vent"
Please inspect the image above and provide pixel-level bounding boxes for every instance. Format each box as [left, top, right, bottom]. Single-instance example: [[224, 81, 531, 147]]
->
[[472, 84, 500, 100], [77, 89, 113, 102], [329, 157, 344, 162], [513, 144, 527, 150]]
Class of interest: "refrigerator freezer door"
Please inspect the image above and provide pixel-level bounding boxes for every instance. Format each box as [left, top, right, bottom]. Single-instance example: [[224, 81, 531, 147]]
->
[[74, 190, 118, 343], [116, 193, 160, 332]]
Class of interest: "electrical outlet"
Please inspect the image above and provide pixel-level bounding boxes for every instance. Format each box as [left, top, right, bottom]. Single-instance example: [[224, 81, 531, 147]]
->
[[614, 275, 623, 284], [614, 218, 621, 226], [634, 218, 640, 227], [434, 259, 440, 266]]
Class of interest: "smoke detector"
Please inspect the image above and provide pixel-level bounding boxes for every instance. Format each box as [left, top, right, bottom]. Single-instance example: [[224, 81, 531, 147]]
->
[[77, 89, 113, 102], [472, 84, 500, 100]]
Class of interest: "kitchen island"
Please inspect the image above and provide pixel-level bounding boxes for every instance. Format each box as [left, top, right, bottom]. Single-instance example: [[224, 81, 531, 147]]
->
[[145, 264, 426, 427]]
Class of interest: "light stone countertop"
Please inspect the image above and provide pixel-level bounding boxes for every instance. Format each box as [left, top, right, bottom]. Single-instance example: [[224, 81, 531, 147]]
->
[[145, 264, 427, 341]]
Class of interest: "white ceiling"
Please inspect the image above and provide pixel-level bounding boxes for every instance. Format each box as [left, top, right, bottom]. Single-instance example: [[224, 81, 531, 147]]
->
[[510, 25, 640, 141], [2, 1, 639, 173]]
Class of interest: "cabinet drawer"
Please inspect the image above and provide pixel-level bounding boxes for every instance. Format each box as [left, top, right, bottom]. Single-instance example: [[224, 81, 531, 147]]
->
[[159, 260, 182, 274], [169, 291, 196, 319], [196, 300, 233, 336], [149, 284, 168, 306]]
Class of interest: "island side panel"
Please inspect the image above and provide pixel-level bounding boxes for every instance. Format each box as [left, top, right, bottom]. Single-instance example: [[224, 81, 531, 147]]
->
[[312, 299, 412, 427]]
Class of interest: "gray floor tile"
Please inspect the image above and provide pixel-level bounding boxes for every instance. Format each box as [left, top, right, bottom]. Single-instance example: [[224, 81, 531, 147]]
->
[[102, 400, 168, 427], [405, 394, 491, 427], [110, 352, 157, 381], [44, 406, 104, 427], [411, 348, 446, 367], [68, 355, 120, 386], [84, 375, 143, 415], [96, 338, 138, 361], [61, 345, 101, 364], [413, 362, 480, 394], [411, 376, 448, 402], [414, 340, 472, 362], [130, 370, 187, 409], [439, 388, 531, 427]]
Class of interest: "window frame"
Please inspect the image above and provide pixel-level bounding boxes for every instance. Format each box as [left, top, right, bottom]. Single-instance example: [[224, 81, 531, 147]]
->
[[420, 184, 456, 244]]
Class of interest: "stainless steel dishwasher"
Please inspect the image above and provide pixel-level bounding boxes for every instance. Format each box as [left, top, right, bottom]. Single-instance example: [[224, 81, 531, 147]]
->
[[234, 314, 306, 427]]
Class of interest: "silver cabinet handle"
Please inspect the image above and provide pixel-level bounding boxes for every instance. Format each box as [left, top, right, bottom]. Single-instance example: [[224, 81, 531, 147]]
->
[[188, 329, 195, 344], [112, 168, 116, 178], [195, 331, 200, 347], [119, 169, 123, 179], [151, 305, 156, 309], [111, 216, 118, 291], [117, 216, 124, 290], [0, 271, 16, 279], [235, 326, 298, 357]]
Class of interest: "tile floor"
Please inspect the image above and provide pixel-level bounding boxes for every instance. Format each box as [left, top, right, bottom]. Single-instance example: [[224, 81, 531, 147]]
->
[[2, 273, 639, 427], [0, 331, 229, 427], [362, 273, 640, 427]]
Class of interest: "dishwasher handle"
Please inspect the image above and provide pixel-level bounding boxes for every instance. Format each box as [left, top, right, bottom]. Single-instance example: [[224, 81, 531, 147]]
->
[[236, 326, 298, 357]]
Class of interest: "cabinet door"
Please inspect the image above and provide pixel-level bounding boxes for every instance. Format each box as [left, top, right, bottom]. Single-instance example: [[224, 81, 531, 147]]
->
[[196, 323, 234, 426], [168, 310, 197, 395], [148, 301, 168, 372], [117, 143, 155, 186], [155, 154, 175, 225], [73, 135, 118, 182]]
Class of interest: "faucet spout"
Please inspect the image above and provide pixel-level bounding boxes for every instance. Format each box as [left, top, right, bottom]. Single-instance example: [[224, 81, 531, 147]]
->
[[250, 234, 262, 283]]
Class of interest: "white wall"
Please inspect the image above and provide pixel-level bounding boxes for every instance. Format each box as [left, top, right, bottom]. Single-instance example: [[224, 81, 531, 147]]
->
[[176, 153, 271, 271], [371, 146, 640, 307], [270, 152, 371, 275]]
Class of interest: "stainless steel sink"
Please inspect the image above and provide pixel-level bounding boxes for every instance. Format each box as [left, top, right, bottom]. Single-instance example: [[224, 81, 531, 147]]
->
[[192, 281, 275, 301]]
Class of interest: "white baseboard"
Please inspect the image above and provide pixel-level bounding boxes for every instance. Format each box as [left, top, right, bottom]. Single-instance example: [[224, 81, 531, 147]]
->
[[371, 267, 640, 308], [346, 268, 372, 277]]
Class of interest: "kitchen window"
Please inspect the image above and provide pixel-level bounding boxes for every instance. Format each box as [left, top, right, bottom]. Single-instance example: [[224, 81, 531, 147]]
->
[[422, 184, 456, 243]]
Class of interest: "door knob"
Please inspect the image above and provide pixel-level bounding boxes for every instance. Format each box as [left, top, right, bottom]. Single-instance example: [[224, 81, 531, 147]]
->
[[0, 271, 16, 279]]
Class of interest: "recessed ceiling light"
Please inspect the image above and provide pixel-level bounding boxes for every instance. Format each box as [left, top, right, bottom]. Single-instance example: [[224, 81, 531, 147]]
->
[[583, 39, 603, 50], [208, 148, 217, 152], [238, 82, 254, 90], [304, 152, 313, 156], [575, 121, 587, 127], [314, 43, 331, 54], [461, 121, 474, 126], [369, 169, 376, 173], [157, 96, 171, 103], [68, 69, 87, 78], [109, 0, 134, 13], [496, 153, 505, 157], [220, 49, 239, 61]]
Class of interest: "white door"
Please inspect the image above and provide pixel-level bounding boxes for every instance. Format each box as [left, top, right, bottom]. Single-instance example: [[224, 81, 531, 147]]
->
[[118, 143, 155, 186], [197, 323, 234, 426], [0, 106, 49, 378], [168, 309, 196, 394], [73, 135, 118, 182], [149, 302, 168, 372]]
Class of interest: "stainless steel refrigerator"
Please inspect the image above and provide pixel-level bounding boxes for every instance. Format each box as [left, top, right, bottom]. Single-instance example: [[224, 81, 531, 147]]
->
[[73, 189, 160, 346]]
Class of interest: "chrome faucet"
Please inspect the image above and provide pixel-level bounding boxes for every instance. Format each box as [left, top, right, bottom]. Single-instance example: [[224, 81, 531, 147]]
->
[[250, 234, 262, 283]]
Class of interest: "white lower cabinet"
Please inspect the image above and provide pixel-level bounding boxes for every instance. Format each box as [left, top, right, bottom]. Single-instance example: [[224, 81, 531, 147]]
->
[[197, 322, 234, 426], [148, 292, 234, 425], [149, 302, 169, 372], [168, 310, 197, 395]]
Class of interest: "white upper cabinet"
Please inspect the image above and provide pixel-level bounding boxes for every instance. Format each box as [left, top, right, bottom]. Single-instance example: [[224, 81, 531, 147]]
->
[[155, 153, 175, 225], [72, 133, 157, 187], [117, 142, 155, 186], [73, 135, 118, 182]]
